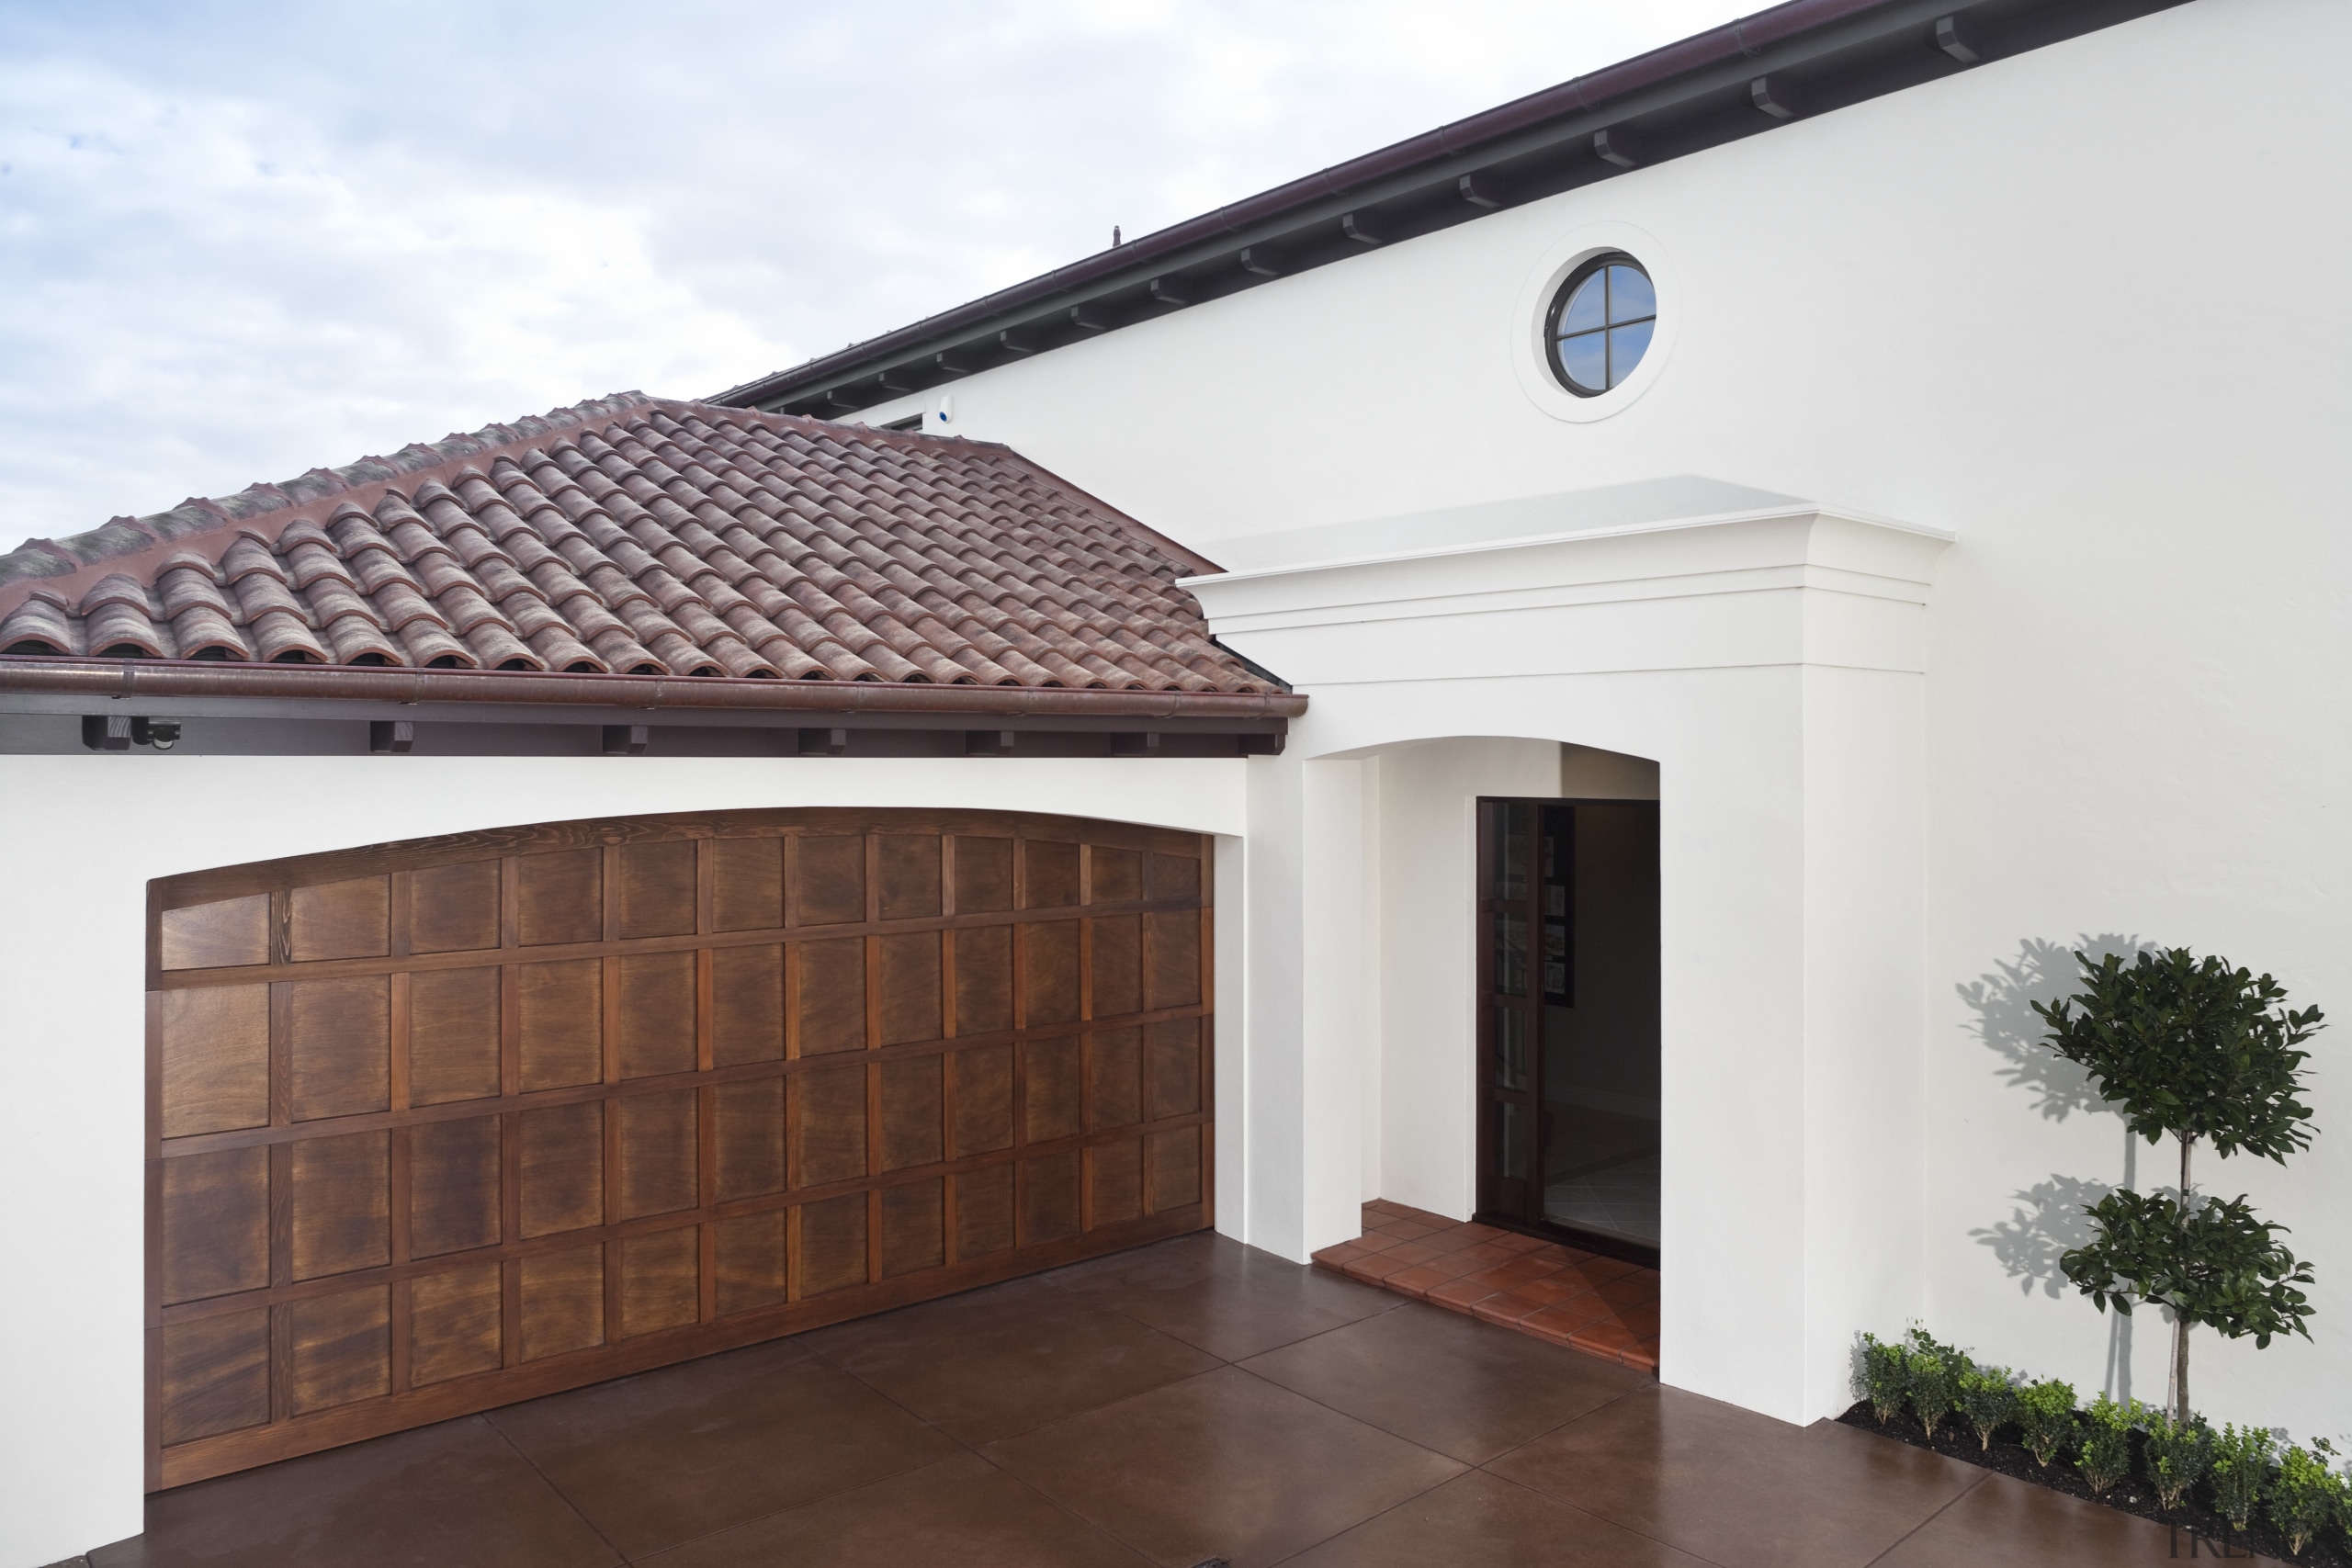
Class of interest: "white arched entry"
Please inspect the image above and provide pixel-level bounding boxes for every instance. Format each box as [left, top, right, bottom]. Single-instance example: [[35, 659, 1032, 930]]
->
[[1193, 500, 1951, 1429]]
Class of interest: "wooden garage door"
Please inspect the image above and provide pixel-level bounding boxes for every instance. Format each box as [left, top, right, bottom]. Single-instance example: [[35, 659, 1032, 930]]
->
[[145, 808, 1212, 1488]]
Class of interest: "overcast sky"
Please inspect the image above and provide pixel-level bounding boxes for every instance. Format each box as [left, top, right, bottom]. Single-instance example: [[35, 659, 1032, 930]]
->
[[0, 1, 1747, 548]]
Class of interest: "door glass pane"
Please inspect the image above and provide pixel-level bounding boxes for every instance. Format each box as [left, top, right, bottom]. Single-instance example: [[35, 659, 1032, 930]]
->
[[1493, 1006, 1529, 1091], [1497, 1102, 1530, 1180], [1497, 804, 1532, 900], [1495, 913, 1527, 997]]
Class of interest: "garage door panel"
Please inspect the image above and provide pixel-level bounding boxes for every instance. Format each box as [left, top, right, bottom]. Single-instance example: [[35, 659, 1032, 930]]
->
[[288, 876, 390, 963], [876, 931, 943, 1045], [289, 1131, 390, 1280], [519, 1246, 605, 1359], [951, 1045, 1014, 1156], [410, 859, 501, 954], [710, 838, 784, 931], [517, 850, 603, 946], [288, 1286, 391, 1415], [794, 836, 866, 926], [519, 960, 603, 1090], [410, 1263, 502, 1384], [798, 1193, 868, 1295], [952, 926, 1012, 1033], [409, 1117, 501, 1258], [618, 840, 697, 940], [619, 1229, 700, 1336], [409, 966, 502, 1106], [952, 836, 1013, 912], [882, 1181, 944, 1277], [616, 952, 696, 1078], [877, 834, 943, 919], [617, 1091, 699, 1219], [795, 939, 866, 1055], [712, 944, 785, 1064], [160, 985, 270, 1137], [712, 1078, 786, 1200], [287, 976, 390, 1121], [150, 809, 1213, 1489], [519, 1103, 604, 1237]]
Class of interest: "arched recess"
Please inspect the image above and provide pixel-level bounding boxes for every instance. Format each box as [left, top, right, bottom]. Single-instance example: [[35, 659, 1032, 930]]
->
[[145, 807, 1214, 1488]]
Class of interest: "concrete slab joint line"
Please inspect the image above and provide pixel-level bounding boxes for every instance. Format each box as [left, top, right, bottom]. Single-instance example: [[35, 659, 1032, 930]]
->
[[83, 1229, 2208, 1567]]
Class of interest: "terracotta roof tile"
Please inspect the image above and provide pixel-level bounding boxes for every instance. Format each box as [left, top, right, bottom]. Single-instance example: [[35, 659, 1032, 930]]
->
[[0, 393, 1272, 698]]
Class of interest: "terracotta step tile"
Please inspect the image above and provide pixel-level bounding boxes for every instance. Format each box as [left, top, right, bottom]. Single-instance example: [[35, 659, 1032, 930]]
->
[[1311, 1244, 1368, 1271], [1566, 1321, 1648, 1362], [1489, 1231, 1555, 1256], [1423, 1278, 1497, 1314], [1380, 1263, 1458, 1299], [1374, 1240, 1448, 1269], [1447, 1241, 1521, 1271], [1341, 1251, 1425, 1285], [1454, 1223, 1510, 1244], [1349, 1232, 1407, 1256], [1458, 1264, 1537, 1294], [1493, 1252, 1566, 1283], [1516, 1301, 1604, 1345], [1618, 1341, 1661, 1371], [1499, 1274, 1593, 1311]]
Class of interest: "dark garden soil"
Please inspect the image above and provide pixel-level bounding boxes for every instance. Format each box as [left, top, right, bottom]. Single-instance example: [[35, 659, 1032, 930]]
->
[[1837, 1402, 2347, 1566]]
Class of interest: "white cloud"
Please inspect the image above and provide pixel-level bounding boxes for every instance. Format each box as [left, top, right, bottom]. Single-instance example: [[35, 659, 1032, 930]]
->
[[0, 0, 1744, 547]]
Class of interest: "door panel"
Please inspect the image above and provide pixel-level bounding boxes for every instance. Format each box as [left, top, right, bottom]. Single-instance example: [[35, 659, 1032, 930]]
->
[[146, 808, 1214, 1489]]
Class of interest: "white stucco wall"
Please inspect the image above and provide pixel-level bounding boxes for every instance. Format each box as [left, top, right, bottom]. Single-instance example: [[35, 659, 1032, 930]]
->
[[0, 755, 1245, 1568], [846, 0, 2352, 1440]]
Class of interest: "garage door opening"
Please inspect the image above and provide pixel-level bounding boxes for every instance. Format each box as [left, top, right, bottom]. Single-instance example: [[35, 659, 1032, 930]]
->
[[145, 808, 1213, 1488]]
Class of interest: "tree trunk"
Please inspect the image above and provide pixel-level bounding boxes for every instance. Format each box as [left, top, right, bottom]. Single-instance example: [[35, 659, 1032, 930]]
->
[[2174, 1134, 2193, 1424]]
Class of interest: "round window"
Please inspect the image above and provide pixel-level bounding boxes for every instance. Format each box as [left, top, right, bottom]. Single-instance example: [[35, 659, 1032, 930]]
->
[[1544, 254, 1656, 396]]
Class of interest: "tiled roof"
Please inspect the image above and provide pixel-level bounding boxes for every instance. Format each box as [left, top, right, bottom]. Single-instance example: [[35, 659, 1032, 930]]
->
[[0, 394, 1277, 698]]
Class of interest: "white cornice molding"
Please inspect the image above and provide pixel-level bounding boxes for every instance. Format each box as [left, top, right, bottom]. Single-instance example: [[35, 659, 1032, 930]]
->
[[1186, 503, 1954, 681]]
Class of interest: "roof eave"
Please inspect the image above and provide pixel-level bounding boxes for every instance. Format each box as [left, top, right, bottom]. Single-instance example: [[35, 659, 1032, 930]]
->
[[712, 0, 2188, 419], [0, 655, 1308, 721]]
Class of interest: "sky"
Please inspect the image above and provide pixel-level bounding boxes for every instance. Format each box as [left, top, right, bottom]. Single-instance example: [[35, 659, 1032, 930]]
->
[[0, 1, 1750, 549]]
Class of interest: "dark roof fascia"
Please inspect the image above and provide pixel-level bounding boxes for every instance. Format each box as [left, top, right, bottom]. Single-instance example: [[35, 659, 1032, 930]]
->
[[713, 0, 2188, 419], [0, 656, 1308, 721]]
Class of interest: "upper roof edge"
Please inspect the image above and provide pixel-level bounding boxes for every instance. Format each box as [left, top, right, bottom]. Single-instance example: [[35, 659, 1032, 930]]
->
[[711, 0, 2188, 416]]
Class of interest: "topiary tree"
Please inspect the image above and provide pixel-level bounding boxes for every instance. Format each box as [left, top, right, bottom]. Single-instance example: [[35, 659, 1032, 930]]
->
[[2034, 948, 2322, 1423]]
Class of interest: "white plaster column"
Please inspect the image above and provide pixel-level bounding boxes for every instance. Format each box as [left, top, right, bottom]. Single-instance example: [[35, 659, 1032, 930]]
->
[[1236, 750, 1368, 1260]]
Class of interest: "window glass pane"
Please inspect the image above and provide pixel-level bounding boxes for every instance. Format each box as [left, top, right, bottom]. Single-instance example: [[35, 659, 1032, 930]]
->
[[1607, 319, 1655, 387], [1496, 913, 1528, 997], [1559, 273, 1608, 335], [1607, 265, 1656, 324], [1498, 1101, 1530, 1180], [1494, 1006, 1530, 1090], [1557, 332, 1608, 391]]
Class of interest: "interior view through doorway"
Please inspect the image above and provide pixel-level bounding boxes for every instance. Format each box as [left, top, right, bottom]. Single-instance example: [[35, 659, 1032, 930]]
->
[[1476, 797, 1661, 1266]]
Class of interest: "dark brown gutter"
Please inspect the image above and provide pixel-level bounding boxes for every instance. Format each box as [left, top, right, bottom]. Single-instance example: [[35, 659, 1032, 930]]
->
[[714, 0, 2188, 417], [0, 656, 1307, 720]]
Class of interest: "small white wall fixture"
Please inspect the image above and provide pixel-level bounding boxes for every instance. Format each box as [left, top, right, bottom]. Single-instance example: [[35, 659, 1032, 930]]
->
[[1192, 498, 1951, 1426]]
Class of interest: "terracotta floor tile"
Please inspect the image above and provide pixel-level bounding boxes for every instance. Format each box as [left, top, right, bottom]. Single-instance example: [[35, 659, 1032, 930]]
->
[[1311, 1243, 1368, 1271], [1519, 1301, 1607, 1340], [1469, 1292, 1544, 1327], [1281, 1469, 1715, 1568], [1344, 1251, 1427, 1285], [634, 1452, 1149, 1567], [1460, 1263, 1535, 1292], [1238, 1301, 1647, 1465], [1350, 1231, 1407, 1255], [90, 1415, 619, 1568], [1491, 1231, 1555, 1255], [1455, 1223, 1510, 1243], [1376, 1239, 1447, 1268], [987, 1366, 1464, 1568], [1566, 1321, 1649, 1362], [1494, 1252, 1566, 1282], [1450, 1241, 1521, 1270], [1381, 1203, 1461, 1229], [1500, 1274, 1592, 1311], [1490, 1386, 1984, 1568], [1375, 1218, 1440, 1242], [1381, 1263, 1457, 1297], [1424, 1278, 1496, 1312]]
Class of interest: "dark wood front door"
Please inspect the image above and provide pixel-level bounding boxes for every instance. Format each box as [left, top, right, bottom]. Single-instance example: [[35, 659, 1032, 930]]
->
[[1475, 797, 1659, 1264], [146, 808, 1213, 1488]]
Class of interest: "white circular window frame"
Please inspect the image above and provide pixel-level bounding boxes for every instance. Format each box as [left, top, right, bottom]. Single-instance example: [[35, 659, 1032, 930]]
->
[[1511, 220, 1677, 423]]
